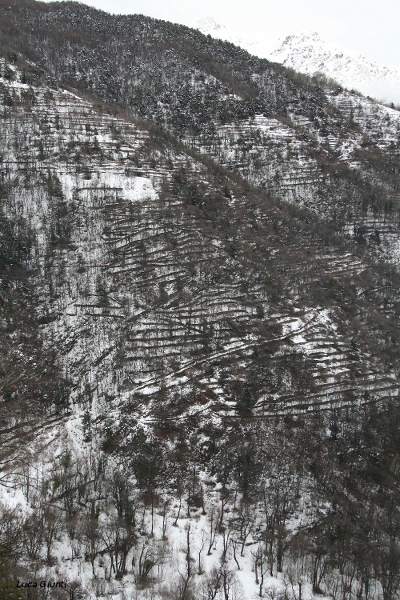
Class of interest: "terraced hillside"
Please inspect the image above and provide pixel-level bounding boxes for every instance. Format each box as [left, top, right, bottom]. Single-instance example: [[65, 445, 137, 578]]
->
[[2, 0, 400, 267], [1, 64, 399, 430], [1, 6, 400, 600]]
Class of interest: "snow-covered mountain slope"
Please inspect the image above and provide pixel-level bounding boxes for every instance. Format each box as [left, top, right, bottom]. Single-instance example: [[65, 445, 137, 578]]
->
[[0, 61, 398, 600], [2, 58, 400, 598], [2, 3, 400, 598], [270, 32, 400, 104], [195, 19, 400, 105]]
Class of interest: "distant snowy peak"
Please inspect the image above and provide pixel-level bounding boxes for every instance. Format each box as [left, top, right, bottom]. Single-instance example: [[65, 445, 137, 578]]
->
[[193, 19, 400, 104], [269, 32, 400, 103], [195, 17, 258, 52], [195, 17, 224, 35], [271, 32, 400, 83]]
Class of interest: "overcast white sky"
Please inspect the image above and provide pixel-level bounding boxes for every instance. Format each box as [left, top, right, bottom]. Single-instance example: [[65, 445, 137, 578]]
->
[[42, 0, 400, 69]]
